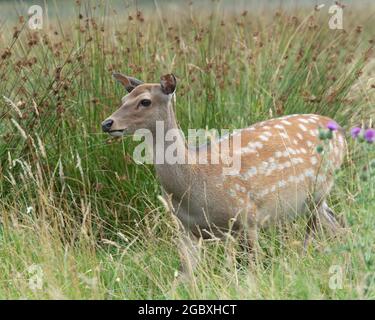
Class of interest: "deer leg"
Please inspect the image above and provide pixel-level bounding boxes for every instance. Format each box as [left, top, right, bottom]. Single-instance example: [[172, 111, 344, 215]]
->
[[248, 224, 259, 264], [240, 214, 259, 263], [176, 231, 200, 281], [235, 224, 258, 269], [317, 201, 342, 234], [159, 192, 201, 281], [303, 213, 318, 251], [304, 199, 343, 252]]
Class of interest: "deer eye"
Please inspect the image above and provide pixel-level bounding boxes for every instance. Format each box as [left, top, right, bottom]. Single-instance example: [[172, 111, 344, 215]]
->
[[140, 99, 151, 107]]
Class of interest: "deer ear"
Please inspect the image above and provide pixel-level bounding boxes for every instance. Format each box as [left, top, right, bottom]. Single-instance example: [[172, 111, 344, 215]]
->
[[112, 72, 143, 93], [160, 74, 177, 95]]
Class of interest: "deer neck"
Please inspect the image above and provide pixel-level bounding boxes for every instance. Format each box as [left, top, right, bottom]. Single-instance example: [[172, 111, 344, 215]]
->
[[152, 103, 195, 196]]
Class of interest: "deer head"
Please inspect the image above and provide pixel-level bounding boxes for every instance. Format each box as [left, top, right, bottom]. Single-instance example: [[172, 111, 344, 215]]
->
[[102, 73, 177, 136]]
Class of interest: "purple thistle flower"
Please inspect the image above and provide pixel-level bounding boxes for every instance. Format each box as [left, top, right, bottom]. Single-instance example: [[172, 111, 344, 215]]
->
[[364, 128, 375, 144], [327, 120, 339, 131], [351, 127, 361, 139]]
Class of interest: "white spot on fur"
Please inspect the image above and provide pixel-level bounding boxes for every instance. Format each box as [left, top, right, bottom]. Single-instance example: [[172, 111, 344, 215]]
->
[[308, 118, 317, 123], [304, 168, 315, 178], [284, 161, 291, 168], [299, 118, 309, 124], [265, 162, 278, 176], [241, 141, 263, 154], [242, 166, 258, 179], [291, 157, 304, 165], [279, 132, 289, 140], [259, 134, 269, 142], [281, 120, 292, 126]]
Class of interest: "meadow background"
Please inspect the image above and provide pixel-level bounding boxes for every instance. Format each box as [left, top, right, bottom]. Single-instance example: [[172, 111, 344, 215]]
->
[[0, 0, 374, 299]]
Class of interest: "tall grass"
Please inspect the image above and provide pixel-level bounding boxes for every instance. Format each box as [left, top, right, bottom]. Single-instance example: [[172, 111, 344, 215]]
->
[[0, 1, 374, 299]]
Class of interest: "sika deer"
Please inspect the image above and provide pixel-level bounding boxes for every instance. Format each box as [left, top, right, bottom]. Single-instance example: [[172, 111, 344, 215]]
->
[[102, 73, 346, 274]]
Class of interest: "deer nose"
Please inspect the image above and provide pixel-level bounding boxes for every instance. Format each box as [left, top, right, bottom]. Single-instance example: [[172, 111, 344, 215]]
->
[[102, 119, 114, 132]]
